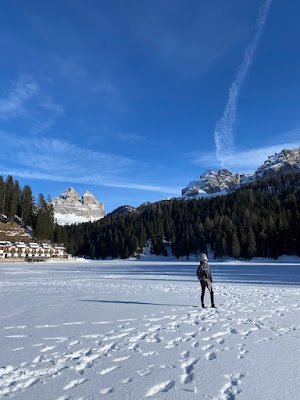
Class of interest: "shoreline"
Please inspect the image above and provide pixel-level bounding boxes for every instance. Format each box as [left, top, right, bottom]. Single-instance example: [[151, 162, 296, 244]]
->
[[0, 257, 79, 263]]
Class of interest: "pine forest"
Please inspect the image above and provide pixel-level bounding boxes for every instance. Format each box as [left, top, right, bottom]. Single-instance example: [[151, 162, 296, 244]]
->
[[65, 172, 300, 260], [1, 172, 299, 260]]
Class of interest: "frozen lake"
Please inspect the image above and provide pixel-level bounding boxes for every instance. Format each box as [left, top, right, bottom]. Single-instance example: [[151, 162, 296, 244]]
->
[[0, 260, 299, 399]]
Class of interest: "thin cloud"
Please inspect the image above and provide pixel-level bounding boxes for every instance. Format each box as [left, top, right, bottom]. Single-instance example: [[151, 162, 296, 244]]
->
[[0, 131, 179, 195], [0, 75, 39, 119], [191, 142, 300, 173], [38, 96, 64, 114], [214, 0, 272, 163], [104, 181, 180, 194], [0, 131, 132, 174], [0, 167, 180, 195], [0, 75, 63, 135]]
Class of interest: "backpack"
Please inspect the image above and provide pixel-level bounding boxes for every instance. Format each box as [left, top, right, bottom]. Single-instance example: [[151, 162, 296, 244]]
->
[[196, 264, 204, 278], [197, 262, 209, 279]]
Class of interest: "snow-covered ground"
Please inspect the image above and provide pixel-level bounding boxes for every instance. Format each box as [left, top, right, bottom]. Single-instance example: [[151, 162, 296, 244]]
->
[[0, 260, 299, 399], [54, 213, 102, 226]]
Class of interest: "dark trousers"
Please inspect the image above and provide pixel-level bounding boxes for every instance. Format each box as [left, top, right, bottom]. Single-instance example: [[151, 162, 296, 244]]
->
[[200, 280, 214, 306]]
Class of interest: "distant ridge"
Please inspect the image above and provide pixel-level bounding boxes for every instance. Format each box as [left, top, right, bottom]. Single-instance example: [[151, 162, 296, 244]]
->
[[182, 147, 300, 198]]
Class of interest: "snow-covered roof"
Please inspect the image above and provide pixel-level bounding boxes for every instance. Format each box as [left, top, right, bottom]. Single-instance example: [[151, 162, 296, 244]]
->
[[42, 243, 52, 249], [29, 243, 39, 248], [54, 243, 65, 249], [16, 242, 27, 248]]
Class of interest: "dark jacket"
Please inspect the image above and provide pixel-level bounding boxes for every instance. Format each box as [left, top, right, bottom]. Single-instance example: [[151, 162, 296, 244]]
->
[[196, 260, 213, 282]]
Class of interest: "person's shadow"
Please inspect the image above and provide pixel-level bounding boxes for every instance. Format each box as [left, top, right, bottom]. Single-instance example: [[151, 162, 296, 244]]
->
[[80, 299, 196, 307]]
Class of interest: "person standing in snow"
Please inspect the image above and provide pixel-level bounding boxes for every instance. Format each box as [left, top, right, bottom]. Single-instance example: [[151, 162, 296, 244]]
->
[[196, 253, 216, 308]]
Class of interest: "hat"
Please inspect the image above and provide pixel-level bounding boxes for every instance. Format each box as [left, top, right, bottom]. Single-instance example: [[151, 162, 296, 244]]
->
[[201, 253, 208, 261]]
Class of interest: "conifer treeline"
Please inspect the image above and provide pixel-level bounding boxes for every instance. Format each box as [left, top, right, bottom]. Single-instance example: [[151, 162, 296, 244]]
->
[[65, 172, 300, 260], [0, 175, 58, 241]]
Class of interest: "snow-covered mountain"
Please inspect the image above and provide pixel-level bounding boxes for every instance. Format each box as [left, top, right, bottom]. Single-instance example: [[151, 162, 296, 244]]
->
[[52, 188, 106, 225], [182, 147, 300, 198]]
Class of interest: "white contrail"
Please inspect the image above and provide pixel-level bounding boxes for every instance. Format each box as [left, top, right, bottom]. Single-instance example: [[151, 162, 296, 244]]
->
[[214, 0, 272, 163]]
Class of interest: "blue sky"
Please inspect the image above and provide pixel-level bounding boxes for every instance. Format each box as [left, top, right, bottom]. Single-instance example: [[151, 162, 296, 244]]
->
[[0, 0, 299, 212]]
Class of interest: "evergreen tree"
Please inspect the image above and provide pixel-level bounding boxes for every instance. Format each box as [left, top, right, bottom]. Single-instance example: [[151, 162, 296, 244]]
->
[[21, 185, 33, 226], [34, 194, 54, 239], [4, 175, 16, 221], [245, 228, 257, 259], [231, 231, 241, 259], [0, 176, 5, 212]]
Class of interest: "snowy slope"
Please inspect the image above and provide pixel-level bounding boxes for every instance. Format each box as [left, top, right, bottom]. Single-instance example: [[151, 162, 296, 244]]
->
[[54, 212, 101, 226], [0, 260, 299, 399]]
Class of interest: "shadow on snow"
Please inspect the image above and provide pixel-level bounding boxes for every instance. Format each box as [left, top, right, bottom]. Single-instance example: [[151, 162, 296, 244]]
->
[[80, 299, 196, 307]]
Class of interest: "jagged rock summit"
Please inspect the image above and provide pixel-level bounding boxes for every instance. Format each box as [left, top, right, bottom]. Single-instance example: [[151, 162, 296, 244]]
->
[[182, 169, 241, 197], [52, 188, 106, 225], [182, 147, 300, 197]]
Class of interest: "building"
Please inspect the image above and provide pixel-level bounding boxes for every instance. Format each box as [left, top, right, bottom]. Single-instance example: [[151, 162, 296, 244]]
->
[[0, 241, 70, 261]]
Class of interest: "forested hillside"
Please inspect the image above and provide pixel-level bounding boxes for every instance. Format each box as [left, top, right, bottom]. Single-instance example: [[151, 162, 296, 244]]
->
[[1, 172, 299, 259], [65, 172, 300, 260], [0, 175, 62, 241]]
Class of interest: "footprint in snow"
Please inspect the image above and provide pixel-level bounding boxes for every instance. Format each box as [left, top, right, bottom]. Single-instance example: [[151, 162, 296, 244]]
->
[[206, 352, 217, 361], [142, 351, 157, 356], [121, 327, 136, 332], [202, 344, 214, 350], [100, 366, 120, 375], [145, 380, 175, 397], [137, 368, 153, 377], [181, 350, 190, 358], [129, 332, 148, 342], [112, 356, 132, 362], [12, 347, 24, 351], [146, 333, 161, 343], [6, 335, 28, 338], [100, 387, 114, 395], [4, 325, 27, 330], [63, 378, 87, 390], [40, 345, 56, 353], [121, 378, 132, 384], [218, 373, 245, 399], [238, 349, 248, 359], [180, 357, 199, 384], [68, 340, 80, 347]]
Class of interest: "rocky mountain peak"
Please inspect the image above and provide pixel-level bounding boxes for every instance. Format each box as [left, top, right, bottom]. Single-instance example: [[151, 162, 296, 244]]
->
[[200, 169, 216, 178], [256, 147, 300, 175], [60, 187, 81, 202], [182, 147, 300, 198], [83, 190, 93, 197], [52, 188, 106, 225]]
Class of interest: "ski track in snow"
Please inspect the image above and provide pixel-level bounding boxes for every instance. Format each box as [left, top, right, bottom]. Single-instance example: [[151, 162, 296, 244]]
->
[[0, 262, 299, 399]]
